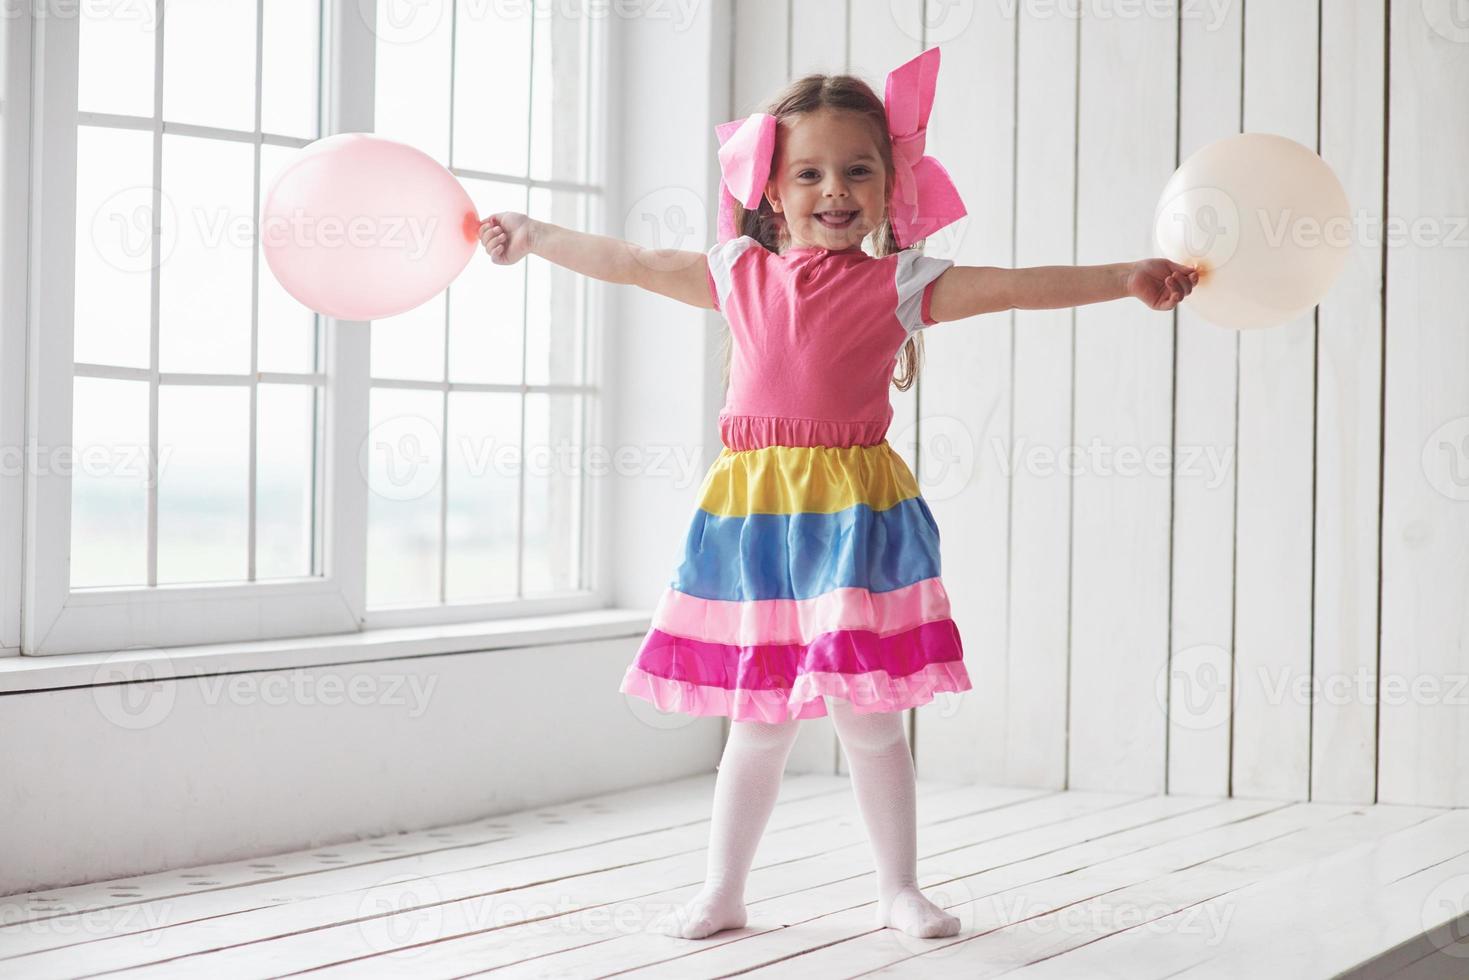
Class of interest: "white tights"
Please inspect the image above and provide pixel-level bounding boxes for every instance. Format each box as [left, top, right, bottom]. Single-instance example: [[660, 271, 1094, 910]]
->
[[649, 696, 961, 939]]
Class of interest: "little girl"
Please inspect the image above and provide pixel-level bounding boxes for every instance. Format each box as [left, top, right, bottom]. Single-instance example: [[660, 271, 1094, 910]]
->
[[478, 47, 1197, 942]]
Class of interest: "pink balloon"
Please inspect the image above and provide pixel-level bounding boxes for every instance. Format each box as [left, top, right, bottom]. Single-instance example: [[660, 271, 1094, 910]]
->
[[262, 133, 479, 321]]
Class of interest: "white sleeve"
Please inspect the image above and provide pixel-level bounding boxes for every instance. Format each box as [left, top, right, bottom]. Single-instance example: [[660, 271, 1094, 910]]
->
[[894, 248, 954, 339], [705, 236, 760, 312]]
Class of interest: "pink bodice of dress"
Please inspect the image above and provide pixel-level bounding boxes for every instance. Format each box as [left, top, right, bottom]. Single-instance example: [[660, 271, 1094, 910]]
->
[[703, 236, 955, 450]]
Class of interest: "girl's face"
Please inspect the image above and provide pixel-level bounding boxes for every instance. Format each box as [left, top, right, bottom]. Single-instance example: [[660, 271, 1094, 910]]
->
[[764, 107, 888, 251]]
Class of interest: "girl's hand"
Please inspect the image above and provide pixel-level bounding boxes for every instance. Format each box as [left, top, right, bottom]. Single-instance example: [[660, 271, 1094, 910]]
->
[[478, 212, 534, 265], [1125, 258, 1200, 311]]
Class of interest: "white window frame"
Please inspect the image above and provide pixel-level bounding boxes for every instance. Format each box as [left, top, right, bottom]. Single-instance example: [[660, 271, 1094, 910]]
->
[[17, 0, 614, 656], [1, 8, 29, 660]]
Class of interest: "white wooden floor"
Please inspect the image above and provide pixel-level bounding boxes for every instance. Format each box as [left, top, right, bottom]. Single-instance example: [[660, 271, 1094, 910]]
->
[[2, 774, 1467, 979]]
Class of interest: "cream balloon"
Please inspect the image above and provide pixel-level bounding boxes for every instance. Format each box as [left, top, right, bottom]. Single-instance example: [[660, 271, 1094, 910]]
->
[[1153, 133, 1351, 330]]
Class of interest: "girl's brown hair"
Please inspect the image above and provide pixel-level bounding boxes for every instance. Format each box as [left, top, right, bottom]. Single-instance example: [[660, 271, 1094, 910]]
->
[[718, 71, 927, 394]]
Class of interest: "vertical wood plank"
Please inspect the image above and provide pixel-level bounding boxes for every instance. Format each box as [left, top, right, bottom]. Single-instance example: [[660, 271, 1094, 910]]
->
[[1310, 0, 1386, 804], [910, 0, 1016, 783], [731, 0, 787, 116], [1005, 2, 1077, 788], [1166, 0, 1242, 797], [1231, 0, 1318, 801], [1068, 0, 1177, 793], [789, 0, 846, 78], [1378, 0, 1469, 808]]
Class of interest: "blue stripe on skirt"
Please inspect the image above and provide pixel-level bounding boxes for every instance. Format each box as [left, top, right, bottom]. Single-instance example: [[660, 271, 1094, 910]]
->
[[671, 496, 942, 602]]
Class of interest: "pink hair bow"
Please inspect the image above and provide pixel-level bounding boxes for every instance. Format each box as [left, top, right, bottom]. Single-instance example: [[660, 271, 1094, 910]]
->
[[884, 46, 966, 248], [712, 46, 966, 247], [714, 112, 778, 245]]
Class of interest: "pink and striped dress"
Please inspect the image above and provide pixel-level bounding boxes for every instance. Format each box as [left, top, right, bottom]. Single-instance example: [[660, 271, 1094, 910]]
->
[[617, 235, 972, 723]]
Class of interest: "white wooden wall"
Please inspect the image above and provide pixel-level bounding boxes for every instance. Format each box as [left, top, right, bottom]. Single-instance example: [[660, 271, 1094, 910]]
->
[[727, 0, 1467, 807]]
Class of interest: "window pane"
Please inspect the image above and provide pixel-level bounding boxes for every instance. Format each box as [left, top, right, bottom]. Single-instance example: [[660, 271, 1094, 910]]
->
[[157, 385, 250, 584], [526, 187, 588, 386], [257, 144, 318, 373], [366, 388, 443, 607], [159, 134, 254, 374], [448, 178, 526, 386], [71, 378, 149, 588], [162, 0, 258, 131], [78, 0, 157, 117], [375, 0, 451, 165], [451, 0, 530, 176], [74, 126, 153, 369], [261, 0, 320, 139], [371, 293, 446, 382], [528, 0, 589, 185], [257, 383, 317, 579], [522, 392, 581, 594], [445, 392, 520, 601]]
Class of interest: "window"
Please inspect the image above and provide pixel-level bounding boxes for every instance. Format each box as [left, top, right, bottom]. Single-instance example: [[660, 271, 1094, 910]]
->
[[20, 0, 609, 655], [366, 0, 601, 621], [71, 0, 324, 591]]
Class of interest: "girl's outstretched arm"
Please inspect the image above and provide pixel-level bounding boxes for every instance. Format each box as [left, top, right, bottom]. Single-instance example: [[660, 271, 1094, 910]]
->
[[478, 213, 715, 310], [926, 259, 1200, 323]]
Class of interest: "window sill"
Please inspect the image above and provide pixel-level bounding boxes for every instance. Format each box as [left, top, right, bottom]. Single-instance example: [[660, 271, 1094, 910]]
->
[[0, 607, 653, 695]]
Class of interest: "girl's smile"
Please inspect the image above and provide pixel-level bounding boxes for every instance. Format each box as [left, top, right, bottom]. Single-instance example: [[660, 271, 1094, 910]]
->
[[814, 209, 858, 229]]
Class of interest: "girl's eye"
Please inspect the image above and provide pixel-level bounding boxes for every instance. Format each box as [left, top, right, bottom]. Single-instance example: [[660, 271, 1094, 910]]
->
[[799, 166, 869, 179]]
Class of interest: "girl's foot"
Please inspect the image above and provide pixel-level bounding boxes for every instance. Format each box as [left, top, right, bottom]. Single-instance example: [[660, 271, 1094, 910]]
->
[[649, 886, 748, 939], [876, 884, 961, 938]]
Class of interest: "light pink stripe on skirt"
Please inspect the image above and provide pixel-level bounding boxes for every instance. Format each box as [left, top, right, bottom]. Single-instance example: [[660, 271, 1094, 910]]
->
[[651, 576, 954, 646], [619, 660, 972, 723]]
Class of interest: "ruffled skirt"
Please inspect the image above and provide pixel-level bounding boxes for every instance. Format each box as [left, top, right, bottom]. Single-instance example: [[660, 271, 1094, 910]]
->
[[618, 440, 971, 723]]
